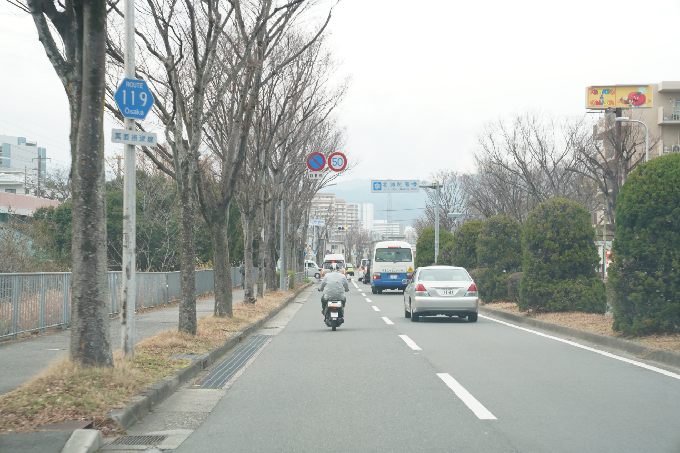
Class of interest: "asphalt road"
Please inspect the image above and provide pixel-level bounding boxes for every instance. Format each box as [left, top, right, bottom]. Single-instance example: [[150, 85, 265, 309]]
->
[[174, 281, 680, 453]]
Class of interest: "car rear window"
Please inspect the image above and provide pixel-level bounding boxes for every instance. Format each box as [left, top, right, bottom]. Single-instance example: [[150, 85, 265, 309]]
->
[[419, 269, 470, 281], [323, 262, 345, 269], [375, 248, 412, 262]]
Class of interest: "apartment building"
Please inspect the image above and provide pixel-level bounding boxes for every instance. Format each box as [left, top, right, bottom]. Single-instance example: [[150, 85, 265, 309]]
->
[[310, 193, 360, 231], [0, 135, 47, 194]]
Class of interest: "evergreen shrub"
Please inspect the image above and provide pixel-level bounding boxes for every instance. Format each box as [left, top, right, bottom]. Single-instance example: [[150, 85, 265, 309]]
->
[[476, 215, 522, 302], [520, 198, 605, 313], [610, 154, 680, 334], [507, 272, 522, 303], [451, 220, 484, 270], [415, 227, 454, 268]]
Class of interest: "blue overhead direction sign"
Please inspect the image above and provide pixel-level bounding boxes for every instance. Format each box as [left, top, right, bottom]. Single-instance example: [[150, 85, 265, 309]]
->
[[114, 78, 155, 120], [371, 180, 420, 193]]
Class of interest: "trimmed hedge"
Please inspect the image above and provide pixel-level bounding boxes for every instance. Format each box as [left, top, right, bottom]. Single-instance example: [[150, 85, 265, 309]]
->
[[451, 220, 484, 270], [610, 154, 680, 335], [476, 215, 522, 302], [415, 227, 454, 268], [520, 198, 605, 313], [507, 272, 522, 303]]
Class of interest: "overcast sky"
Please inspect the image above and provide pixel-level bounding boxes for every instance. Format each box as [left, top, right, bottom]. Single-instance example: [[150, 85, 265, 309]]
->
[[1, 0, 679, 181]]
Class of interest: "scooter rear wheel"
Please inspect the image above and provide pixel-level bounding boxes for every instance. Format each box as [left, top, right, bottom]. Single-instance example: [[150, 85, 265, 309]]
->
[[331, 319, 337, 331]]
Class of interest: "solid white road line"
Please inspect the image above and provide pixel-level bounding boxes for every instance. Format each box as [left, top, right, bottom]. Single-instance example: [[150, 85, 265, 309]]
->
[[365, 298, 372, 303], [437, 373, 496, 420], [399, 335, 421, 351], [480, 315, 680, 381], [382, 317, 394, 325], [372, 306, 380, 312]]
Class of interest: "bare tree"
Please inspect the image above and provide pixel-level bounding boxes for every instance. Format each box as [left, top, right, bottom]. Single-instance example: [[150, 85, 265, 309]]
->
[[17, 0, 113, 366], [567, 110, 658, 226], [414, 169, 468, 234]]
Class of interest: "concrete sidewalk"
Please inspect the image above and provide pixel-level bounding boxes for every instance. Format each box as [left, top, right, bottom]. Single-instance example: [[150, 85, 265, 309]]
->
[[0, 290, 247, 396]]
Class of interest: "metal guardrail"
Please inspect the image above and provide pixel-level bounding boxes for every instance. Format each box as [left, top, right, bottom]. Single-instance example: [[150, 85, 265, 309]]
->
[[0, 268, 255, 340]]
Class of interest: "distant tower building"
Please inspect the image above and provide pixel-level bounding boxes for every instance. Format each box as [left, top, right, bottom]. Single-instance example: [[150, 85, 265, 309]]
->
[[361, 203, 374, 231]]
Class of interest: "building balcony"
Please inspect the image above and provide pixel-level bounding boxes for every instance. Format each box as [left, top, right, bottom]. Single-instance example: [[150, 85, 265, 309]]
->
[[658, 107, 680, 124], [661, 140, 680, 155]]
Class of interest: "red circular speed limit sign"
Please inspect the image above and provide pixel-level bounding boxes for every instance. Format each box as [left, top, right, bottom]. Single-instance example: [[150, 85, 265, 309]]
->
[[327, 152, 347, 172]]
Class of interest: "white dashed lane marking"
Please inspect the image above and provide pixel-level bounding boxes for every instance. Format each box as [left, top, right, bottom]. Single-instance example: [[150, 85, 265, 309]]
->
[[398, 335, 421, 350], [437, 373, 496, 420], [372, 306, 380, 312], [381, 317, 394, 325], [365, 298, 372, 303]]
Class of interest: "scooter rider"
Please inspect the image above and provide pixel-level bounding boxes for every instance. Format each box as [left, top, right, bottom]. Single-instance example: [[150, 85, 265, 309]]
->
[[318, 263, 349, 314]]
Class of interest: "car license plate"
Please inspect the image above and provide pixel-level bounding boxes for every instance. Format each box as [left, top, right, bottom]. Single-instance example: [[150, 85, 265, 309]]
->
[[439, 289, 457, 296], [331, 312, 339, 318], [390, 274, 398, 279]]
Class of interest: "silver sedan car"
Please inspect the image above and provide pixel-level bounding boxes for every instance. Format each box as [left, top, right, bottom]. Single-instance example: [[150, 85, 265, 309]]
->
[[403, 266, 479, 322]]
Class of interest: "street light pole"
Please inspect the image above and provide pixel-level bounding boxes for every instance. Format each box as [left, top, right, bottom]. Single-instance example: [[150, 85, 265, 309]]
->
[[420, 181, 443, 264], [280, 198, 285, 291], [121, 0, 136, 357], [615, 117, 649, 162]]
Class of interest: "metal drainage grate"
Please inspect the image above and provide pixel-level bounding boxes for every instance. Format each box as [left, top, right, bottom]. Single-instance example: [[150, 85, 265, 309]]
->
[[110, 435, 168, 446], [195, 334, 271, 389]]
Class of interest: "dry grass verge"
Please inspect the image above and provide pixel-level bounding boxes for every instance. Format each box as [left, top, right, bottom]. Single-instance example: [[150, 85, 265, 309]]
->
[[0, 286, 302, 434], [482, 301, 680, 354]]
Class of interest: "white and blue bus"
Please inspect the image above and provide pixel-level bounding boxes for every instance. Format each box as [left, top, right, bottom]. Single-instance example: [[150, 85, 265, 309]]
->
[[370, 240, 414, 294]]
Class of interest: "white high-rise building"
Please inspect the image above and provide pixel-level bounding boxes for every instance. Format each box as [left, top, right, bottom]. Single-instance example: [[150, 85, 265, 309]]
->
[[0, 135, 47, 194], [361, 203, 374, 231]]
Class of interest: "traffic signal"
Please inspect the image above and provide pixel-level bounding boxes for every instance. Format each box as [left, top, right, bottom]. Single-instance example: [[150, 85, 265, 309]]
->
[[337, 226, 348, 230]]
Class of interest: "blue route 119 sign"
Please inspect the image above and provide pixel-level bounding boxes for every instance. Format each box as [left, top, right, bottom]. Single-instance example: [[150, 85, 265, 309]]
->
[[114, 78, 155, 120]]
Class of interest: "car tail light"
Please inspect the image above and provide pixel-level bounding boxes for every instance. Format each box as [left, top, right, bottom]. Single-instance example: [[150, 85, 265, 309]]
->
[[415, 283, 430, 297], [373, 273, 381, 280], [465, 283, 478, 297]]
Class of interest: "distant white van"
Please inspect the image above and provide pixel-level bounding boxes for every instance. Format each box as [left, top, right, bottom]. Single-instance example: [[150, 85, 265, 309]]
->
[[321, 253, 346, 278], [370, 241, 414, 294], [304, 260, 321, 279]]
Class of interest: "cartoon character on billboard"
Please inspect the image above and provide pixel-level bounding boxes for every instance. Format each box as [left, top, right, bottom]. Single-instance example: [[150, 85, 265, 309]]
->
[[620, 87, 648, 107]]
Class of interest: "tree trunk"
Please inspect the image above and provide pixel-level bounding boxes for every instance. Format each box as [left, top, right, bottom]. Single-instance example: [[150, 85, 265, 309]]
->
[[68, 0, 113, 367], [241, 213, 256, 303], [265, 199, 278, 291], [177, 182, 197, 334], [211, 211, 233, 317], [257, 226, 266, 297]]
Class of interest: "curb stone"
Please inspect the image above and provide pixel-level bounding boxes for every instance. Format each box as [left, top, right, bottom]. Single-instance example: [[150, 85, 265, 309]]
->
[[478, 306, 680, 370]]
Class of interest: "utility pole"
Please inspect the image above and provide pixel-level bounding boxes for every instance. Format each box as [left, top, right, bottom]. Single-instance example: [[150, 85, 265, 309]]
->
[[32, 155, 51, 197], [24, 166, 27, 195], [117, 155, 123, 178], [121, 0, 137, 357]]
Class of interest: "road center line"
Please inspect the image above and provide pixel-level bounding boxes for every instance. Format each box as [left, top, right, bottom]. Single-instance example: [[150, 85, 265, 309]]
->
[[399, 335, 421, 350], [365, 298, 372, 303], [372, 306, 380, 312], [480, 315, 680, 381], [381, 317, 394, 325], [437, 373, 496, 420]]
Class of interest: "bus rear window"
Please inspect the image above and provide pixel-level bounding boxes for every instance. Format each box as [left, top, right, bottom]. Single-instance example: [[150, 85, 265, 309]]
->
[[375, 248, 412, 262]]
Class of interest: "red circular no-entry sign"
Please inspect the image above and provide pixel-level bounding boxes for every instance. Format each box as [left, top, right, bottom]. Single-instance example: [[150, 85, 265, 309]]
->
[[306, 152, 326, 171], [327, 152, 347, 172]]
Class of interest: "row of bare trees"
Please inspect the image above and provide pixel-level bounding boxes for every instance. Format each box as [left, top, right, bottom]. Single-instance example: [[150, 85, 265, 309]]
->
[[21, 0, 346, 367], [415, 111, 653, 236]]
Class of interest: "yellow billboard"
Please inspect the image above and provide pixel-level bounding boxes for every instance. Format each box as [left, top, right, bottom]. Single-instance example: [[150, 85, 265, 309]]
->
[[586, 86, 653, 109]]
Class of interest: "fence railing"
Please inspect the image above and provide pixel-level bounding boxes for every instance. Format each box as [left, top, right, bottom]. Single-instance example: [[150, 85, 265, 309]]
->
[[0, 268, 255, 340]]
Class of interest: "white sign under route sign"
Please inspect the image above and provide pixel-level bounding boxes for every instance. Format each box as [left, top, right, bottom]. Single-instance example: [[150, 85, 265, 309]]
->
[[111, 129, 158, 146], [309, 219, 325, 226], [371, 180, 420, 193], [307, 170, 328, 180]]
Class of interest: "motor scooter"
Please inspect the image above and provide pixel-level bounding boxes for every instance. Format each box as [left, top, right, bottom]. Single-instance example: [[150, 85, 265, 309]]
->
[[318, 288, 344, 331]]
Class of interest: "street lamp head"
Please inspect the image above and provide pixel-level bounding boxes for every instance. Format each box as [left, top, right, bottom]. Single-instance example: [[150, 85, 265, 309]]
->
[[615, 117, 630, 122]]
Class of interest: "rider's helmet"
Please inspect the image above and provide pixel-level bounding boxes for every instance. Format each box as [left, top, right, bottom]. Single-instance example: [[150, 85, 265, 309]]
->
[[331, 263, 338, 272]]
